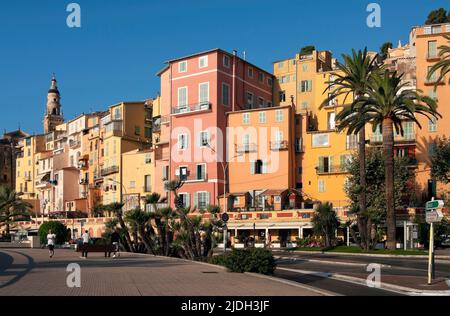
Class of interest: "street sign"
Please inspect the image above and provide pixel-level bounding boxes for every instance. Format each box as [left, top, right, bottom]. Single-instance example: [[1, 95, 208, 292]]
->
[[426, 210, 444, 224], [221, 213, 229, 223], [426, 200, 444, 210]]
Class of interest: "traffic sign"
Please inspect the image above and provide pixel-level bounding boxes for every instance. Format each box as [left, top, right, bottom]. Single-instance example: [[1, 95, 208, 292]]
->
[[426, 200, 444, 210], [221, 213, 229, 223], [426, 210, 444, 224]]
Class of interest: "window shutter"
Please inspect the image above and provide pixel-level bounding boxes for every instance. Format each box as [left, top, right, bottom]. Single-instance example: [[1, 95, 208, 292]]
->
[[185, 194, 190, 209], [194, 193, 198, 209], [329, 157, 334, 172], [250, 161, 255, 175], [262, 161, 268, 174], [318, 157, 324, 172], [206, 192, 210, 207]]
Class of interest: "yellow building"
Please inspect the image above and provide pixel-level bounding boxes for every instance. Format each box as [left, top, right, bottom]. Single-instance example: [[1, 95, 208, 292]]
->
[[15, 134, 46, 212], [100, 101, 153, 205], [122, 149, 155, 211]]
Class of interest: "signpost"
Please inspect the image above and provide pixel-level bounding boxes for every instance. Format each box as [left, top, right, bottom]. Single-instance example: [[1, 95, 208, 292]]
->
[[221, 213, 229, 252], [426, 199, 445, 285]]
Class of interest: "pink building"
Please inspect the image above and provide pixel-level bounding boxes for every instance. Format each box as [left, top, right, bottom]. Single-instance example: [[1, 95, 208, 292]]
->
[[157, 49, 274, 209]]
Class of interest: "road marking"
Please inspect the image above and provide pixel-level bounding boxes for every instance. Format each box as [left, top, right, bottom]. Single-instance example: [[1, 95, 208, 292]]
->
[[276, 256, 392, 268]]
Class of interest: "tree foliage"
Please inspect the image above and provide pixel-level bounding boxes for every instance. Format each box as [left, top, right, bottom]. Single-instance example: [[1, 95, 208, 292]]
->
[[0, 186, 32, 235], [380, 42, 393, 60], [425, 8, 449, 25], [38, 221, 69, 245], [312, 202, 340, 248], [431, 137, 450, 184], [300, 45, 315, 55]]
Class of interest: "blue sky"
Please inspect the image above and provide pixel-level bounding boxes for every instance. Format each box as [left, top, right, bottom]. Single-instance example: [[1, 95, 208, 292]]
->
[[0, 0, 448, 134]]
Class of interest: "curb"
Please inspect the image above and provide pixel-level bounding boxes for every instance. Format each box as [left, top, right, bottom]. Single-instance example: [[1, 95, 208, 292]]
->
[[277, 267, 450, 296], [284, 250, 450, 260], [275, 256, 392, 268]]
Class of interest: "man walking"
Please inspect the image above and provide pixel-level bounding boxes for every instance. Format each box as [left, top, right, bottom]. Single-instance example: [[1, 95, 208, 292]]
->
[[111, 230, 121, 258], [81, 230, 90, 258], [47, 229, 56, 258]]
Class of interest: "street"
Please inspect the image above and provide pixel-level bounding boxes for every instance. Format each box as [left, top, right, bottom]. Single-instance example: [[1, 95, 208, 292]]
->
[[273, 251, 450, 295]]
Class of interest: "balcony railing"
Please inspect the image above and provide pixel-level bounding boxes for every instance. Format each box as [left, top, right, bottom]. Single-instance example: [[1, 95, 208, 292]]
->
[[100, 165, 120, 177], [270, 141, 289, 151], [176, 173, 208, 182], [79, 179, 89, 185], [236, 143, 258, 154], [316, 165, 349, 175], [172, 102, 212, 115], [370, 133, 416, 144], [69, 140, 81, 149]]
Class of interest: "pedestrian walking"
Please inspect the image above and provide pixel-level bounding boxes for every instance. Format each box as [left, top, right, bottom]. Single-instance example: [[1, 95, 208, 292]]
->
[[110, 230, 121, 258], [81, 230, 90, 258], [47, 229, 56, 258]]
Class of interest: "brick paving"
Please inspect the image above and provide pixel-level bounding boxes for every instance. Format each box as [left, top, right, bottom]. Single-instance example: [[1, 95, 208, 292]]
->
[[0, 249, 322, 296]]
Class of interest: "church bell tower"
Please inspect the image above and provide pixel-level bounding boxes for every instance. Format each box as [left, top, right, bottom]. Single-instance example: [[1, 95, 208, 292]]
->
[[43, 75, 64, 134]]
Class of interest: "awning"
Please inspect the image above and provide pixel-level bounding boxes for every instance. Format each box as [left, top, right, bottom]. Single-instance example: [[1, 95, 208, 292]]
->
[[37, 172, 50, 183]]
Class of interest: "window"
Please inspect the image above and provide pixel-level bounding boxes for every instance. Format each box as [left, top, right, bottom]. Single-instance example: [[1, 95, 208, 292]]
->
[[428, 66, 438, 82], [428, 142, 437, 156], [144, 175, 152, 192], [259, 112, 266, 124], [312, 133, 330, 148], [424, 26, 431, 35], [346, 135, 358, 150], [178, 134, 188, 150], [429, 118, 438, 132], [145, 154, 152, 164], [196, 164, 206, 180], [327, 112, 336, 130], [300, 80, 312, 92], [301, 101, 309, 110], [258, 97, 265, 108], [403, 121, 414, 140], [198, 131, 210, 147], [199, 56, 208, 68], [135, 126, 141, 136], [222, 83, 230, 106], [432, 25, 441, 34], [258, 72, 264, 82], [145, 127, 152, 138], [178, 87, 188, 108], [279, 91, 286, 103], [179, 61, 187, 73], [195, 192, 210, 210], [26, 138, 31, 146], [246, 92, 254, 109], [243, 113, 250, 124], [278, 62, 284, 69], [428, 41, 438, 58], [295, 138, 303, 153], [302, 64, 309, 72], [318, 156, 333, 173], [318, 180, 326, 193], [114, 108, 122, 120], [243, 134, 250, 148], [248, 67, 254, 78], [199, 82, 209, 104], [251, 160, 266, 175], [223, 55, 230, 68], [275, 110, 284, 122], [178, 193, 190, 208], [340, 155, 352, 171], [129, 181, 136, 189], [429, 89, 437, 100], [177, 167, 188, 181], [267, 78, 273, 86], [162, 166, 169, 181]]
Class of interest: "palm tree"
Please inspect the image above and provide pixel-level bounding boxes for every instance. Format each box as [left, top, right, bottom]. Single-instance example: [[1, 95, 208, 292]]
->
[[124, 208, 155, 254], [0, 186, 32, 235], [323, 48, 381, 250], [428, 35, 450, 85], [312, 202, 340, 248], [105, 202, 134, 252], [355, 70, 441, 250]]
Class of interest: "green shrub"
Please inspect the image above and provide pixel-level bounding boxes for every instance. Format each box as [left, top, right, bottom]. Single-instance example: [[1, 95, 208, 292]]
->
[[210, 248, 276, 275], [38, 221, 69, 245]]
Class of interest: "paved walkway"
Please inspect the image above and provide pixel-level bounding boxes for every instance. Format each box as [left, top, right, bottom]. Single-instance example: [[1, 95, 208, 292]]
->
[[0, 249, 323, 296]]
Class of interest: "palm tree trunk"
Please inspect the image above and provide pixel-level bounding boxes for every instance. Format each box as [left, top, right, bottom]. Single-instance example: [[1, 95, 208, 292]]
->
[[358, 127, 369, 250], [383, 118, 396, 250]]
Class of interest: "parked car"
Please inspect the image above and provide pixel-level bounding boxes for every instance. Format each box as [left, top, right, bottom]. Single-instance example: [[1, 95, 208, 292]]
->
[[440, 237, 450, 248]]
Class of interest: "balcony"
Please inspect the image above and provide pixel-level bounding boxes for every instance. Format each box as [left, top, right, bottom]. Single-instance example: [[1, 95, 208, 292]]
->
[[426, 53, 441, 62], [69, 140, 81, 149], [316, 165, 349, 175], [161, 115, 170, 125], [104, 121, 123, 137], [176, 172, 208, 183], [270, 141, 289, 151], [23, 175, 32, 182], [79, 179, 89, 186], [369, 133, 416, 145], [236, 143, 258, 154], [172, 102, 212, 116], [100, 165, 120, 177]]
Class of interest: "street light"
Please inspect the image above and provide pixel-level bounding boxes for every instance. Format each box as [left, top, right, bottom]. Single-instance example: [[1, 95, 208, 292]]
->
[[205, 142, 242, 252]]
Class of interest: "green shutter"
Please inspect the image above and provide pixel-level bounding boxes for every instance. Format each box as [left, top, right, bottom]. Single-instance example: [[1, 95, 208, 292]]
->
[[329, 156, 334, 172], [318, 157, 324, 172], [250, 161, 255, 175], [194, 193, 198, 209]]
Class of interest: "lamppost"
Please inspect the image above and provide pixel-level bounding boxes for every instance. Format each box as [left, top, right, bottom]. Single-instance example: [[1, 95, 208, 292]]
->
[[205, 142, 242, 251]]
